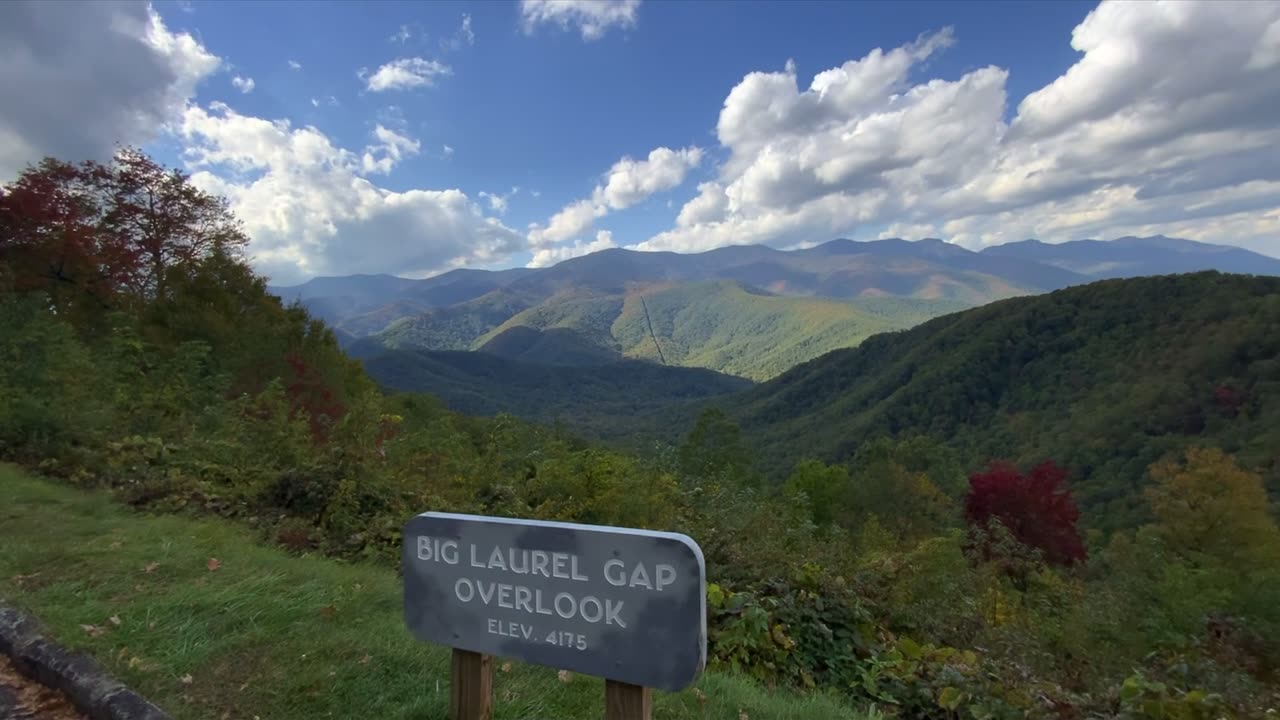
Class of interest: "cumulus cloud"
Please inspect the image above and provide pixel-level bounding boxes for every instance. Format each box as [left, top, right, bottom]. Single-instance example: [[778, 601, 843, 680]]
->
[[642, 1, 1280, 256], [529, 230, 618, 268], [288, 59, 302, 70], [593, 146, 703, 210], [179, 104, 522, 284], [520, 0, 641, 41], [362, 57, 451, 92], [527, 144, 700, 256], [0, 1, 219, 179], [360, 124, 421, 174], [231, 75, 255, 93], [528, 198, 605, 247]]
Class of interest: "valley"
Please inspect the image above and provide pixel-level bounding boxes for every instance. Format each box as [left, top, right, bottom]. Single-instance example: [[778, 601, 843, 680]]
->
[[4, 150, 1280, 720]]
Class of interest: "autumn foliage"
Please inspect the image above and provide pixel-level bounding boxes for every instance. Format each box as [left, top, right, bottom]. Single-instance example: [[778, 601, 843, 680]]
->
[[0, 148, 248, 321], [964, 459, 1087, 566]]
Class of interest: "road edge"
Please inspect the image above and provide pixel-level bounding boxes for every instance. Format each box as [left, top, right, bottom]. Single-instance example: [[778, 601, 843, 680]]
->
[[0, 603, 171, 720]]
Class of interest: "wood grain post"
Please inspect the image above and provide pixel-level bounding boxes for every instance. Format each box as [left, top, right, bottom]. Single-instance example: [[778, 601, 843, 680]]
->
[[450, 648, 493, 720], [605, 679, 653, 720]]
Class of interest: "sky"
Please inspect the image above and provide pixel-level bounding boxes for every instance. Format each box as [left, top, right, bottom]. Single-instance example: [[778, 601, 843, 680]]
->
[[1, 0, 1278, 284]]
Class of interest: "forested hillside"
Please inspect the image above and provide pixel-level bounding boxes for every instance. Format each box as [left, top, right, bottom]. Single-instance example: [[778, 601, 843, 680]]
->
[[716, 272, 1280, 530], [364, 280, 963, 381], [3, 152, 1279, 719], [479, 281, 965, 380], [354, 342, 751, 440]]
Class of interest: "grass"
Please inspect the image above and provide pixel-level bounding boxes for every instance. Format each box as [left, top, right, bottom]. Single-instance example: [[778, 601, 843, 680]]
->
[[0, 466, 872, 720]]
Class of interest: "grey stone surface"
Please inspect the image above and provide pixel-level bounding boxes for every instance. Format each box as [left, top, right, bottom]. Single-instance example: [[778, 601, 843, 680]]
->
[[100, 690, 168, 720], [403, 512, 707, 692], [0, 604, 170, 720], [0, 609, 39, 659]]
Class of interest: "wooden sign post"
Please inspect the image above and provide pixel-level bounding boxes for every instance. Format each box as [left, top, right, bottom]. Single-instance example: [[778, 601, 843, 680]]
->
[[449, 649, 492, 720], [403, 512, 706, 720], [606, 680, 653, 720]]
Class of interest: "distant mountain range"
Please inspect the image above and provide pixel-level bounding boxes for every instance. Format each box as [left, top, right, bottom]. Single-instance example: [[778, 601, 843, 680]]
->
[[271, 235, 1280, 381]]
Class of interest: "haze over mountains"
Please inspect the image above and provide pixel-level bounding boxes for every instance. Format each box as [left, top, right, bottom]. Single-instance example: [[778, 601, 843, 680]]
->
[[263, 234, 1280, 428]]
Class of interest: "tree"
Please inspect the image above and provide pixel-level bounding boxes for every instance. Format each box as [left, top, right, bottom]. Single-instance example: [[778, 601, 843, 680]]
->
[[0, 158, 137, 324], [845, 458, 956, 542], [965, 460, 1087, 566], [0, 148, 248, 316], [784, 459, 849, 527], [677, 408, 756, 486], [92, 148, 249, 301], [1146, 447, 1280, 567]]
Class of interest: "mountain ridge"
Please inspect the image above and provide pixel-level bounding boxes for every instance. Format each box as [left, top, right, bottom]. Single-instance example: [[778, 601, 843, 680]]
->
[[274, 235, 1280, 379]]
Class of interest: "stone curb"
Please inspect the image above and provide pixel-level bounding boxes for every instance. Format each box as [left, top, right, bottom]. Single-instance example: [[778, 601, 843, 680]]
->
[[0, 604, 171, 720]]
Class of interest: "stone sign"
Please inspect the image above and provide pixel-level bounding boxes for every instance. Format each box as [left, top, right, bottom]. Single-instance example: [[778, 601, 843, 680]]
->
[[402, 512, 706, 692]]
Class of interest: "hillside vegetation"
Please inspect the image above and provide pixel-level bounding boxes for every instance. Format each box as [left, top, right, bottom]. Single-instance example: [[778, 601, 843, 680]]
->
[[0, 467, 865, 720], [356, 344, 751, 440], [376, 281, 964, 381], [717, 272, 1280, 530], [4, 151, 1279, 720], [281, 234, 1280, 386]]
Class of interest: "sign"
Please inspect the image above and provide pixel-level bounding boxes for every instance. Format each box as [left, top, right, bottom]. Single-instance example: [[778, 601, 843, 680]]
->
[[403, 512, 706, 692]]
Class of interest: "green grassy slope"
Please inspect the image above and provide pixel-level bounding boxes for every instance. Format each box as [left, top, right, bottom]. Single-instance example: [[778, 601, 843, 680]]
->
[[715, 272, 1280, 530], [0, 467, 870, 720]]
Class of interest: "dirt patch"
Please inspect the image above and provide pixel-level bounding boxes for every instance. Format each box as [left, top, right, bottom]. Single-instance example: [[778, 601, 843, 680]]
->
[[0, 655, 85, 720]]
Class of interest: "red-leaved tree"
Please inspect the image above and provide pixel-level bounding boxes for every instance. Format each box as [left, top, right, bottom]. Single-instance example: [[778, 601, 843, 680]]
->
[[964, 460, 1087, 566], [0, 148, 248, 317]]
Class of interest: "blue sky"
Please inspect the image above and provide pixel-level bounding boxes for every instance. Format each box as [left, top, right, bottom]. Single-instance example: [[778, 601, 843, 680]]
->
[[2, 0, 1279, 283]]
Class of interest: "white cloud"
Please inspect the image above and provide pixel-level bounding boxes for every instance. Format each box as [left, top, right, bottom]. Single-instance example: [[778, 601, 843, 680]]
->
[[443, 14, 475, 50], [641, 1, 1280, 257], [231, 75, 255, 93], [529, 230, 618, 267], [288, 59, 302, 70], [0, 3, 219, 179], [461, 14, 475, 45], [593, 146, 702, 210], [527, 198, 605, 247], [360, 124, 421, 175], [442, 144, 454, 158], [676, 181, 727, 227], [479, 187, 518, 214], [362, 57, 451, 92], [528, 144, 701, 253], [390, 24, 411, 44], [520, 0, 641, 41], [179, 104, 522, 284]]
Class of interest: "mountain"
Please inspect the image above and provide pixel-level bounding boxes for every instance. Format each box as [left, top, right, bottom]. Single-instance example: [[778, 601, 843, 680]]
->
[[478, 326, 622, 366], [271, 238, 1077, 343], [400, 281, 965, 381], [705, 271, 1280, 531], [268, 267, 533, 325], [510, 240, 1075, 303], [355, 343, 752, 441], [272, 235, 1278, 381], [982, 235, 1280, 279]]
